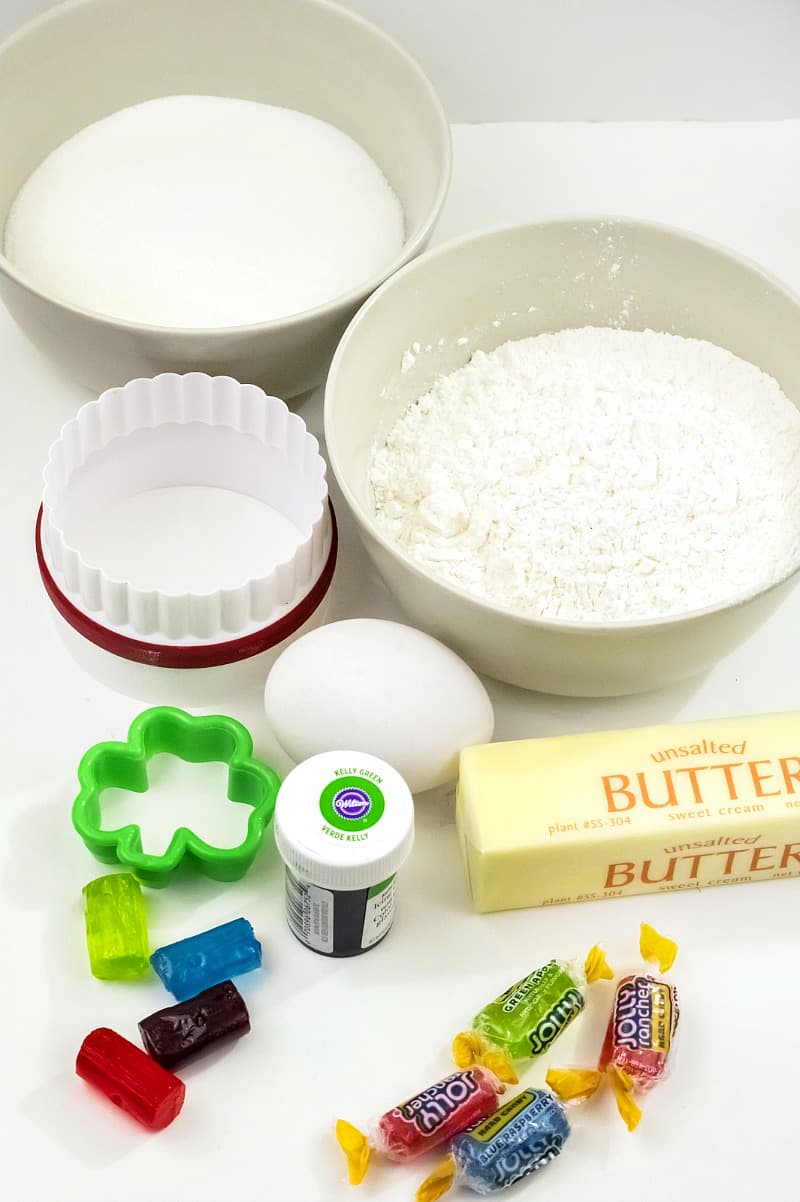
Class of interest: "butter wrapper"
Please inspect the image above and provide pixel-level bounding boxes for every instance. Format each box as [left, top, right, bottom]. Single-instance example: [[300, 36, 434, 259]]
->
[[457, 713, 800, 912]]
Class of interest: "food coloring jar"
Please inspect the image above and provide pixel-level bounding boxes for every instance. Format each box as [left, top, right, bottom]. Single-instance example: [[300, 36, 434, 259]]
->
[[274, 751, 414, 957]]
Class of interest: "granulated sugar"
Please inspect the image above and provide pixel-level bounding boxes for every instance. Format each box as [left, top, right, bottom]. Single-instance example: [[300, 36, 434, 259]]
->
[[370, 327, 800, 621], [4, 95, 404, 328]]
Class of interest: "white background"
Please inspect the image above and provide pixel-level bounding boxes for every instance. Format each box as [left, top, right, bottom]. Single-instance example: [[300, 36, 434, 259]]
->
[[3, 4, 800, 1202], [4, 117, 800, 1201], [1, 0, 799, 120]]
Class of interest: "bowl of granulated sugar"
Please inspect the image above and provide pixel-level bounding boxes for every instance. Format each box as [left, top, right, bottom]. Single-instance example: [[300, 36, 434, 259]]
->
[[0, 0, 450, 397], [326, 216, 800, 696]]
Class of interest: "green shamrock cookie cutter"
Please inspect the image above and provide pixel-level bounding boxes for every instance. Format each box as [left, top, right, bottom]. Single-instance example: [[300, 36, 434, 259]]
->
[[72, 706, 280, 888]]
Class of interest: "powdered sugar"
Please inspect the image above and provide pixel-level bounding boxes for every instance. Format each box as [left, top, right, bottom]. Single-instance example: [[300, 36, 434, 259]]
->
[[370, 327, 800, 621]]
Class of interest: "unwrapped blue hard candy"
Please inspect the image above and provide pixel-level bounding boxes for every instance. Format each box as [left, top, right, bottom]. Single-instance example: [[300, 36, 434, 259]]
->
[[150, 917, 261, 1001]]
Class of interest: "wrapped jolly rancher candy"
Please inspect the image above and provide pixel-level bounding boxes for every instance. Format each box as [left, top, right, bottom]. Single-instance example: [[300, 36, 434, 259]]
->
[[417, 1088, 571, 1201], [547, 924, 679, 1131], [453, 945, 613, 1080], [336, 1066, 510, 1185]]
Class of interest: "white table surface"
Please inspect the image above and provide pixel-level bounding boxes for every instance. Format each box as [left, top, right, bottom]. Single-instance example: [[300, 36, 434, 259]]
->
[[4, 121, 800, 1201]]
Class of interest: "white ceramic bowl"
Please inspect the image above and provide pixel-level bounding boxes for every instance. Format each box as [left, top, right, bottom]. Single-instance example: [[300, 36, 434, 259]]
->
[[325, 217, 800, 697], [0, 0, 450, 398]]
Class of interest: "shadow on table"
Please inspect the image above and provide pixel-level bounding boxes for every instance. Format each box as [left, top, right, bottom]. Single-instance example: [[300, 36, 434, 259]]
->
[[20, 1071, 149, 1167]]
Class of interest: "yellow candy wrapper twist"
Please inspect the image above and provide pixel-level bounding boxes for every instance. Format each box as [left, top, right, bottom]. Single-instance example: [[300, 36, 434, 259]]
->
[[547, 925, 679, 1131], [609, 1066, 642, 1133], [544, 1067, 603, 1102], [452, 1031, 518, 1084], [640, 922, 678, 973], [335, 1120, 371, 1185], [585, 944, 614, 983], [417, 1155, 457, 1202]]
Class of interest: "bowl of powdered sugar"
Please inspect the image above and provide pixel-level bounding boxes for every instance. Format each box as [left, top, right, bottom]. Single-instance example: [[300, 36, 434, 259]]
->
[[0, 0, 450, 396], [325, 217, 800, 696]]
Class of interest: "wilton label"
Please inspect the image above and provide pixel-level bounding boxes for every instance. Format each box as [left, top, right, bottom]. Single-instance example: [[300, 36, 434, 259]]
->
[[318, 775, 385, 837], [361, 877, 395, 950], [284, 870, 333, 954]]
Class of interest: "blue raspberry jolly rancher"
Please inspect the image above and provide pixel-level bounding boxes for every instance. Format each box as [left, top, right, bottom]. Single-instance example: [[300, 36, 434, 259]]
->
[[417, 1089, 572, 1200], [273, 750, 414, 957]]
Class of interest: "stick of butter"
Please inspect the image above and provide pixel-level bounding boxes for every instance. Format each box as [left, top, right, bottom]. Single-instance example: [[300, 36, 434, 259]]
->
[[457, 713, 800, 912]]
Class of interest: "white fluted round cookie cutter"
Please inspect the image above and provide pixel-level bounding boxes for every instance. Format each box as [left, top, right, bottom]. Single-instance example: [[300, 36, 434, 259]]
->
[[40, 373, 332, 646]]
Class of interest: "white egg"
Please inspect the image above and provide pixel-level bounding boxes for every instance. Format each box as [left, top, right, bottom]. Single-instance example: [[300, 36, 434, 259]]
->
[[264, 619, 495, 794]]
